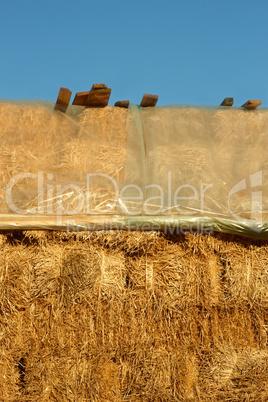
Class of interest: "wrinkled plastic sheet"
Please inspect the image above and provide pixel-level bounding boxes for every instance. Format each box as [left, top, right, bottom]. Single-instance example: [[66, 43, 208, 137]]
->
[[1, 100, 268, 238]]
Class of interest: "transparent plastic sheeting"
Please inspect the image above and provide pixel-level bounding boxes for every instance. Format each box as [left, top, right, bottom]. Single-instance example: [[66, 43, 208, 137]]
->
[[1, 100, 268, 238]]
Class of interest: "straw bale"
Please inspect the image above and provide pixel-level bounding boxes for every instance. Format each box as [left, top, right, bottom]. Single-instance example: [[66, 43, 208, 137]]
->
[[118, 346, 198, 401], [30, 243, 126, 309], [200, 345, 268, 401], [0, 103, 76, 178], [125, 237, 222, 311], [0, 104, 128, 216], [129, 106, 268, 218], [0, 103, 78, 215], [208, 109, 268, 219], [58, 107, 129, 213], [217, 243, 268, 309]]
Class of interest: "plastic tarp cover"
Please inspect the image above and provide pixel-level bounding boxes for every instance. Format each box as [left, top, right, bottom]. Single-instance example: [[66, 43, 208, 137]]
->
[[1, 100, 268, 238]]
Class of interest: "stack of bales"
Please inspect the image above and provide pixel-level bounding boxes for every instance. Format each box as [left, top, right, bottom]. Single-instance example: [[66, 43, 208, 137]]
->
[[1, 102, 268, 400], [1, 230, 268, 400]]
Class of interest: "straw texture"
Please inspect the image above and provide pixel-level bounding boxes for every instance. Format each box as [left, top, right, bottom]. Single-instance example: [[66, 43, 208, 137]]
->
[[1, 230, 268, 401]]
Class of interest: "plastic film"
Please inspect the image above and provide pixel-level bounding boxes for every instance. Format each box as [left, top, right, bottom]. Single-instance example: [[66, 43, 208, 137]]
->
[[1, 100, 268, 237]]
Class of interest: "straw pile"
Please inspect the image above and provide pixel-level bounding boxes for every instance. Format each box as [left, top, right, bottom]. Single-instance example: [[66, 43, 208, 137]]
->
[[1, 229, 268, 401]]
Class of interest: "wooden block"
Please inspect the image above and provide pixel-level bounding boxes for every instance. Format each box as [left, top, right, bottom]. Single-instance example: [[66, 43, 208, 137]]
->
[[114, 100, 129, 108], [220, 97, 234, 107], [54, 87, 72, 112], [86, 88, 111, 107], [72, 91, 90, 106], [91, 83, 108, 90], [241, 100, 262, 109], [140, 94, 158, 107]]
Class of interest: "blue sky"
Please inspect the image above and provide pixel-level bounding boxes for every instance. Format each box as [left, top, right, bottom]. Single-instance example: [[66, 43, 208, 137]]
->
[[0, 0, 267, 107]]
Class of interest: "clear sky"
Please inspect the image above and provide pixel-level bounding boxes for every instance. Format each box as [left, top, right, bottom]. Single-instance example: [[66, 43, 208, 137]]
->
[[0, 0, 267, 107]]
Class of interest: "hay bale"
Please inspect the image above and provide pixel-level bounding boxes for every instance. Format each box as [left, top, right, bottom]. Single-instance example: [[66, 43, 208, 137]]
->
[[200, 345, 268, 401], [0, 104, 128, 216], [126, 106, 268, 218], [0, 103, 78, 214]]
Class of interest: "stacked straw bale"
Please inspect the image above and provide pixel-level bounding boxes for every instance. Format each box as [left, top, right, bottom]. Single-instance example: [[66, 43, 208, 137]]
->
[[1, 103, 268, 401], [1, 230, 268, 401]]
